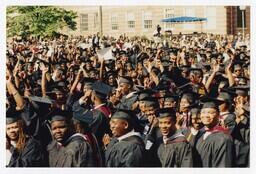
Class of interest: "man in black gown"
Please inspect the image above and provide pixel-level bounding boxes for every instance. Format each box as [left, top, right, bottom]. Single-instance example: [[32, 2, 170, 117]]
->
[[105, 109, 145, 167], [156, 108, 193, 167], [195, 98, 235, 167]]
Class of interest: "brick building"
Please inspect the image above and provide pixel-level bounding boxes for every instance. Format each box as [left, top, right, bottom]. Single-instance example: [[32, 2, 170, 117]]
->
[[60, 6, 250, 37]]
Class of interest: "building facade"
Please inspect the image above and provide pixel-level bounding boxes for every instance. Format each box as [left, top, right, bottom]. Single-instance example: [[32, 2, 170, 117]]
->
[[60, 6, 249, 38], [226, 6, 250, 36]]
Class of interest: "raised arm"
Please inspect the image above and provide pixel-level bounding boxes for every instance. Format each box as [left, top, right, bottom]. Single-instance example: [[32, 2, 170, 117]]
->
[[6, 74, 25, 110], [41, 63, 50, 97], [205, 64, 219, 92], [225, 61, 235, 87], [70, 69, 83, 94]]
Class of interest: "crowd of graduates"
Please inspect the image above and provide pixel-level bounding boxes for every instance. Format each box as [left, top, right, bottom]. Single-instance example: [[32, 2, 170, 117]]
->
[[6, 32, 250, 167]]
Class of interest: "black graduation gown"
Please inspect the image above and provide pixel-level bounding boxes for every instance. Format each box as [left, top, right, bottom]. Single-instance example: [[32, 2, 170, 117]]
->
[[182, 128, 204, 167], [47, 134, 96, 167], [72, 101, 110, 144], [105, 135, 145, 167], [142, 124, 162, 167], [195, 129, 234, 167], [7, 137, 45, 167], [90, 109, 111, 147], [156, 133, 193, 167], [231, 117, 250, 167]]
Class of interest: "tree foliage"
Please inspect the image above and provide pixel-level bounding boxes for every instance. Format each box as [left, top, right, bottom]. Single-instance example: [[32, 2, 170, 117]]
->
[[7, 6, 78, 38]]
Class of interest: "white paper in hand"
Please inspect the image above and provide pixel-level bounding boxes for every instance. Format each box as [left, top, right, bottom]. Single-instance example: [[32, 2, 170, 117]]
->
[[79, 43, 91, 49], [97, 47, 115, 60], [123, 42, 132, 50]]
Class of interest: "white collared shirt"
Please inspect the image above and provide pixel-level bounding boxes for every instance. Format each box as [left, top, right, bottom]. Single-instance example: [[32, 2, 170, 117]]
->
[[163, 131, 185, 144], [93, 103, 106, 110], [117, 129, 141, 141], [190, 127, 199, 136]]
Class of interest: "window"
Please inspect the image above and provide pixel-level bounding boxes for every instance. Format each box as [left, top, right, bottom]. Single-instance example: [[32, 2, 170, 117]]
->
[[237, 7, 246, 28], [127, 12, 135, 29], [111, 14, 119, 30], [164, 8, 175, 29], [204, 7, 216, 30], [80, 14, 88, 31], [183, 8, 195, 30], [143, 12, 152, 29], [94, 13, 98, 29]]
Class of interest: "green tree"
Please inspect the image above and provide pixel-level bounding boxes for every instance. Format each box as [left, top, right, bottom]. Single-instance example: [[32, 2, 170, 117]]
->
[[7, 6, 78, 38]]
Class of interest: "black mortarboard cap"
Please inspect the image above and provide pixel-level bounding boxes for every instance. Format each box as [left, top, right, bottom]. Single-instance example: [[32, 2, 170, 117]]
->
[[137, 89, 155, 101], [156, 108, 176, 119], [6, 107, 21, 124], [92, 80, 112, 97], [73, 109, 93, 125], [29, 96, 54, 105], [217, 92, 232, 103], [111, 109, 134, 122], [240, 45, 247, 49], [48, 108, 70, 122], [178, 85, 200, 98], [180, 65, 191, 72], [236, 76, 249, 86], [189, 68, 203, 74], [161, 60, 171, 67], [200, 97, 225, 110], [134, 85, 145, 92], [82, 77, 96, 88], [119, 76, 133, 85], [163, 94, 179, 102], [141, 97, 159, 107], [105, 71, 116, 79], [48, 81, 67, 94], [231, 85, 249, 97]]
